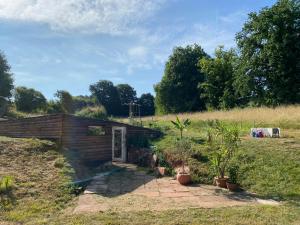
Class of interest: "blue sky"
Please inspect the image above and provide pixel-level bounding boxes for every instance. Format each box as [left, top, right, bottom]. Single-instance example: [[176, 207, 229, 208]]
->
[[0, 0, 276, 99]]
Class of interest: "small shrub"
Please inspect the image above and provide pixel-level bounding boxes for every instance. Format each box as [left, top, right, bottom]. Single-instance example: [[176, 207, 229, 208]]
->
[[227, 165, 239, 184], [164, 138, 193, 169], [75, 106, 107, 119], [127, 135, 150, 149], [0, 176, 13, 194], [207, 120, 240, 178], [54, 158, 65, 168]]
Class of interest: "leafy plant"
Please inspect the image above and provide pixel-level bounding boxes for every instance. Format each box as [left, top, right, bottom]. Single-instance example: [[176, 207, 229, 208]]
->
[[164, 138, 193, 174], [207, 120, 240, 178], [227, 165, 239, 184], [127, 134, 150, 149], [75, 106, 107, 119], [0, 176, 13, 195], [171, 116, 191, 139]]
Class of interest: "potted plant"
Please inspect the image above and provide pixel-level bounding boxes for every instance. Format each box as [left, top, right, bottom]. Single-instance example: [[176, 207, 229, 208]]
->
[[166, 138, 193, 185], [226, 165, 239, 191], [207, 121, 240, 188], [176, 164, 191, 185]]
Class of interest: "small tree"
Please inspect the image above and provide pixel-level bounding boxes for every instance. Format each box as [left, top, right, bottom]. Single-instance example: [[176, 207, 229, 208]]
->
[[171, 116, 191, 139], [55, 90, 74, 113], [207, 121, 240, 178], [14, 87, 47, 112]]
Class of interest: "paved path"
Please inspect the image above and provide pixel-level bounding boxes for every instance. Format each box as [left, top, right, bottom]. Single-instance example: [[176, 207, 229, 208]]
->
[[73, 163, 279, 214]]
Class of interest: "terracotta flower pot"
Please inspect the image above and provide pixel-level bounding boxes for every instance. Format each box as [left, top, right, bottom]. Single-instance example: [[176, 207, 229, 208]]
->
[[226, 182, 239, 192], [157, 166, 166, 176], [177, 173, 191, 185], [214, 177, 229, 188]]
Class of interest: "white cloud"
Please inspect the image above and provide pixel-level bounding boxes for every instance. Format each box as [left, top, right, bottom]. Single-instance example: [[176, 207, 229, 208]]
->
[[0, 0, 165, 35], [128, 46, 148, 59]]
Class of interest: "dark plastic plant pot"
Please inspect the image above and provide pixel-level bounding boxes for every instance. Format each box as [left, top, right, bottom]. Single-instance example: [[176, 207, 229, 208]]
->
[[214, 177, 229, 188], [226, 182, 239, 191], [177, 173, 191, 185]]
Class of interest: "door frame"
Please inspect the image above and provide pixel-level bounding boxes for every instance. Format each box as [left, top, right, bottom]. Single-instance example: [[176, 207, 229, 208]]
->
[[112, 126, 127, 162]]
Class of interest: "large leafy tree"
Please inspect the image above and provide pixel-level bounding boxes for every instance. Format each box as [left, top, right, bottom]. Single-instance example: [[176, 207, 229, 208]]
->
[[0, 51, 14, 99], [199, 47, 238, 110], [14, 87, 47, 112], [116, 84, 137, 116], [235, 0, 300, 106], [89, 80, 121, 116], [138, 93, 155, 116], [155, 44, 209, 114]]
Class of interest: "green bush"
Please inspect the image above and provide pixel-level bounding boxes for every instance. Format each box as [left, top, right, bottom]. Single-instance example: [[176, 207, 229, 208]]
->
[[0, 176, 13, 194], [127, 134, 150, 148], [207, 120, 240, 178], [75, 106, 107, 119]]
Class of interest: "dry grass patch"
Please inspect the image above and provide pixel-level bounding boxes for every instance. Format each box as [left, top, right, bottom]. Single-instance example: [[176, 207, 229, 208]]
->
[[119, 105, 300, 129]]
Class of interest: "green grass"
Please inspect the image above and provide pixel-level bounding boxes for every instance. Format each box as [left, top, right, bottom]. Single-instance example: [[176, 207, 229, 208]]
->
[[35, 204, 300, 225], [0, 137, 75, 224], [148, 119, 300, 202], [1, 107, 300, 224]]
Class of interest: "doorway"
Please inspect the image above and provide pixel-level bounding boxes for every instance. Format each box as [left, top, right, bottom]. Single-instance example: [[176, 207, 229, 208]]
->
[[112, 127, 126, 162]]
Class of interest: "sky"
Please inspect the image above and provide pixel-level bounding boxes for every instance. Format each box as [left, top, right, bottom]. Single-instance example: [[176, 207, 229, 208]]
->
[[0, 0, 276, 99]]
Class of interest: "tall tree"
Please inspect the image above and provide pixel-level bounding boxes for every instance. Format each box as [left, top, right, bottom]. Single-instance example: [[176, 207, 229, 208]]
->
[[55, 90, 74, 113], [14, 87, 47, 112], [116, 84, 137, 116], [0, 51, 14, 99], [89, 80, 121, 116], [235, 0, 300, 106], [138, 93, 155, 116], [199, 46, 238, 110], [154, 44, 209, 114]]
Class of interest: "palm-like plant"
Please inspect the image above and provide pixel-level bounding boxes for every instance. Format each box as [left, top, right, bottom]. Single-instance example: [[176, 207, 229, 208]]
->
[[171, 116, 191, 139]]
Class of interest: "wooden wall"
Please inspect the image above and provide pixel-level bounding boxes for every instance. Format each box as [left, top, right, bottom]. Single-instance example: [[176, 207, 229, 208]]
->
[[0, 114, 63, 139], [61, 115, 160, 162], [0, 114, 160, 163]]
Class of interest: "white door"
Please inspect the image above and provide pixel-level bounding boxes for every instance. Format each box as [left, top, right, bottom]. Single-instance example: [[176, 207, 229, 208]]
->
[[112, 127, 127, 162]]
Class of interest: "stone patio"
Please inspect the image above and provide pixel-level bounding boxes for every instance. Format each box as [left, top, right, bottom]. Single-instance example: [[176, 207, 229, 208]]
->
[[73, 163, 279, 214]]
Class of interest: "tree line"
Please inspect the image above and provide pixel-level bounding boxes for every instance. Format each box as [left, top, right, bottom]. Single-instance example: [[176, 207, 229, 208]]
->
[[155, 0, 300, 114], [1, 0, 299, 117], [0, 56, 155, 117]]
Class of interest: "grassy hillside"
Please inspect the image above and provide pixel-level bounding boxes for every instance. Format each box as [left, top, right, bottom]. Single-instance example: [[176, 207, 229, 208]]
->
[[0, 137, 75, 224], [0, 105, 300, 224], [140, 106, 300, 202]]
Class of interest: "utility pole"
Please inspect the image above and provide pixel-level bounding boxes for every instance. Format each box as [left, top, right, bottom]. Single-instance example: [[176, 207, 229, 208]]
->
[[125, 101, 141, 125]]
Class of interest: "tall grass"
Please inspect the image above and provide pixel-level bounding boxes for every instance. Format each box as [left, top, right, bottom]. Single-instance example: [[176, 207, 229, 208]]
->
[[139, 105, 300, 129]]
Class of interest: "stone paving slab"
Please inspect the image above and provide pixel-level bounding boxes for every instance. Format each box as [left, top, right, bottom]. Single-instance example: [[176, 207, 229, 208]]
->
[[74, 162, 280, 214]]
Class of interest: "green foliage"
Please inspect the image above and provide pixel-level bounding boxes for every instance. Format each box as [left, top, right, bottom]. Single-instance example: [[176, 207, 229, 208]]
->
[[154, 44, 209, 114], [75, 106, 107, 119], [14, 86, 47, 112], [207, 120, 240, 178], [116, 84, 137, 116], [235, 0, 300, 106], [164, 138, 193, 169], [55, 90, 74, 113], [0, 176, 13, 195], [0, 97, 8, 117], [127, 134, 150, 148], [171, 116, 191, 139], [46, 100, 63, 114], [227, 165, 239, 184], [0, 51, 14, 99], [138, 93, 155, 116], [73, 95, 97, 111], [90, 80, 121, 116], [199, 46, 238, 109]]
